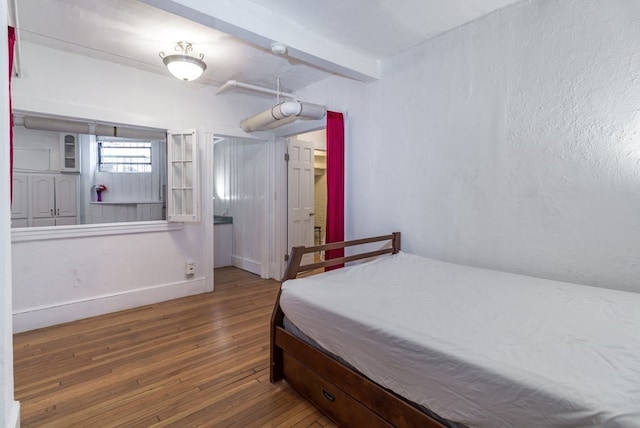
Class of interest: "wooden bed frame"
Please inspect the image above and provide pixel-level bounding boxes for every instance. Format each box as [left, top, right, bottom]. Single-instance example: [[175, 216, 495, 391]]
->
[[270, 232, 448, 427]]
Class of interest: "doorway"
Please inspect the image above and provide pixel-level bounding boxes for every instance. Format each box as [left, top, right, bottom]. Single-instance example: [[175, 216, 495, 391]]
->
[[287, 129, 327, 266], [212, 135, 270, 280]]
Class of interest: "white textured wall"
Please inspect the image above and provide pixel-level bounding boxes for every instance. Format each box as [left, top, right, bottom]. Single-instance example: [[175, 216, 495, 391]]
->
[[11, 41, 268, 331], [13, 42, 266, 132], [333, 0, 640, 292]]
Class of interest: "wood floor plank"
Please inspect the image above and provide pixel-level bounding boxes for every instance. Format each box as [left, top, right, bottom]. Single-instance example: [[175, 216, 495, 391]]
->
[[14, 267, 336, 427]]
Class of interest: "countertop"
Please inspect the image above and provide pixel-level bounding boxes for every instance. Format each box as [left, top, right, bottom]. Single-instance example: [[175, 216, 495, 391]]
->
[[214, 215, 233, 225]]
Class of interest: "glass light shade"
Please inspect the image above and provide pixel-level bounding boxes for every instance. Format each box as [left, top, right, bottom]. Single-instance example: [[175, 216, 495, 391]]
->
[[163, 55, 206, 81]]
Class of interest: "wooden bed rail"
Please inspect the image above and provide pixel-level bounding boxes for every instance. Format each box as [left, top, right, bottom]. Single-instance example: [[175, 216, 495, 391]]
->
[[282, 232, 401, 280]]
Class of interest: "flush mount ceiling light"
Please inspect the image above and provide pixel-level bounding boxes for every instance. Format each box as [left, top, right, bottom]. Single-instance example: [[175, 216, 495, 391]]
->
[[159, 41, 207, 81]]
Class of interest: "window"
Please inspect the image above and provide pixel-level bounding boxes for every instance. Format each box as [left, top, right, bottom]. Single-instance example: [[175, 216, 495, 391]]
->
[[98, 140, 152, 173], [11, 114, 203, 231]]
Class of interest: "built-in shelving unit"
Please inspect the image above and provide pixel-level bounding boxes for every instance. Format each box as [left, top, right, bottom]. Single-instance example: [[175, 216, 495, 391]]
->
[[167, 130, 199, 222], [59, 133, 80, 172]]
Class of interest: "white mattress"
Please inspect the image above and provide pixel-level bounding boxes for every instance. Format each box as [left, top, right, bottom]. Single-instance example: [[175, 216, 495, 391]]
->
[[280, 252, 640, 427]]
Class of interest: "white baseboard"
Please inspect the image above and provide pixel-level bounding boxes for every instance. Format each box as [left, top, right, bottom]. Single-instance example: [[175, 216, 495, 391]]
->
[[7, 401, 20, 428], [13, 277, 208, 333], [231, 255, 261, 275]]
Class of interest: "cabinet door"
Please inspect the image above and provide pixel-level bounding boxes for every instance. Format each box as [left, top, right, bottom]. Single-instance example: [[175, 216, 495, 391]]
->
[[31, 175, 55, 218], [55, 175, 78, 217], [11, 174, 29, 219], [60, 133, 80, 172], [214, 224, 233, 268]]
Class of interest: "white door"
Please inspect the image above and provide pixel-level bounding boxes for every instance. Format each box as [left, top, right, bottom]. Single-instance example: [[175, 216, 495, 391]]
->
[[11, 174, 29, 219], [31, 175, 55, 219], [287, 138, 315, 265], [55, 175, 78, 217]]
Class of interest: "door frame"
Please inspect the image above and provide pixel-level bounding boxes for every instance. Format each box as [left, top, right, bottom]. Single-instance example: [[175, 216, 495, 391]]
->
[[203, 129, 215, 292], [270, 124, 326, 280], [208, 131, 273, 282]]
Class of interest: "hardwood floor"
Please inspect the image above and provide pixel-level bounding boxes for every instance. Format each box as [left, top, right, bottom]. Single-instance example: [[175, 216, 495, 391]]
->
[[14, 267, 337, 427]]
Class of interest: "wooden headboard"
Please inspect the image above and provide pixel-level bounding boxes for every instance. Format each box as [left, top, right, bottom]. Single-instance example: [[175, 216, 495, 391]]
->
[[282, 232, 401, 280]]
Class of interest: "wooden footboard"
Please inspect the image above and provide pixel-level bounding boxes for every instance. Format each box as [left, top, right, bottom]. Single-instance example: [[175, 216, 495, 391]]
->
[[270, 232, 447, 427]]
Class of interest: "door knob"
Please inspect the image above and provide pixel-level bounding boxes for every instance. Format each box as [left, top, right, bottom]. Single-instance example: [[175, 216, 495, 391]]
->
[[309, 212, 315, 216]]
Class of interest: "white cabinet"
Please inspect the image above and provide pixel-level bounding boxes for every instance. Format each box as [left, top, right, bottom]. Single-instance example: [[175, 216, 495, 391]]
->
[[59, 133, 80, 172], [214, 223, 233, 268], [32, 217, 56, 227], [31, 175, 56, 218], [54, 175, 78, 217], [31, 174, 78, 226], [12, 219, 29, 228], [11, 174, 29, 226]]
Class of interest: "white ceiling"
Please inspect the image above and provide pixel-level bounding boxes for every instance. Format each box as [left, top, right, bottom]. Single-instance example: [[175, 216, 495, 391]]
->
[[14, 0, 522, 95]]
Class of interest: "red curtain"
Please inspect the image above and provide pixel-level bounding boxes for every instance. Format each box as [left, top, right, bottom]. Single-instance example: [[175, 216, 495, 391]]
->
[[324, 111, 345, 271], [8, 26, 15, 204]]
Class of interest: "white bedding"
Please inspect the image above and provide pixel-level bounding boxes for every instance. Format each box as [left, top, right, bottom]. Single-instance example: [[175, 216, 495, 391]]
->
[[280, 252, 640, 427]]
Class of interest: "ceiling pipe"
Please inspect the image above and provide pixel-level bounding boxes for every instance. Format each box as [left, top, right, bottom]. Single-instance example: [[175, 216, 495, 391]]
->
[[240, 101, 326, 132], [19, 115, 166, 140], [216, 79, 296, 99]]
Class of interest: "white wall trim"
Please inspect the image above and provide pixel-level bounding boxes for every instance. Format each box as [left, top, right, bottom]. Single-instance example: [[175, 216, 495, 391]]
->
[[231, 255, 261, 276], [11, 221, 183, 242], [203, 130, 215, 292], [13, 276, 207, 333], [7, 401, 20, 428], [271, 137, 288, 281], [260, 139, 273, 279]]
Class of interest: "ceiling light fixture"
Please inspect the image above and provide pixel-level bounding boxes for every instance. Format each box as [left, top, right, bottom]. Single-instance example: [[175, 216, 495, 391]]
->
[[159, 41, 207, 81]]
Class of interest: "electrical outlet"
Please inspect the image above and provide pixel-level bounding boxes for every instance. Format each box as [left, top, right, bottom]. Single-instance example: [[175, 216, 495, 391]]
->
[[186, 262, 195, 277]]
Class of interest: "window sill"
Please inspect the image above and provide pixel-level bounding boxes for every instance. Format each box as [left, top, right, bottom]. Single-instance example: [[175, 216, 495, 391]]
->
[[11, 221, 183, 243]]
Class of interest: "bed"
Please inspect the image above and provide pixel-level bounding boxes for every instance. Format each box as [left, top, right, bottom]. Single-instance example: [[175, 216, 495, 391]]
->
[[270, 232, 640, 427]]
